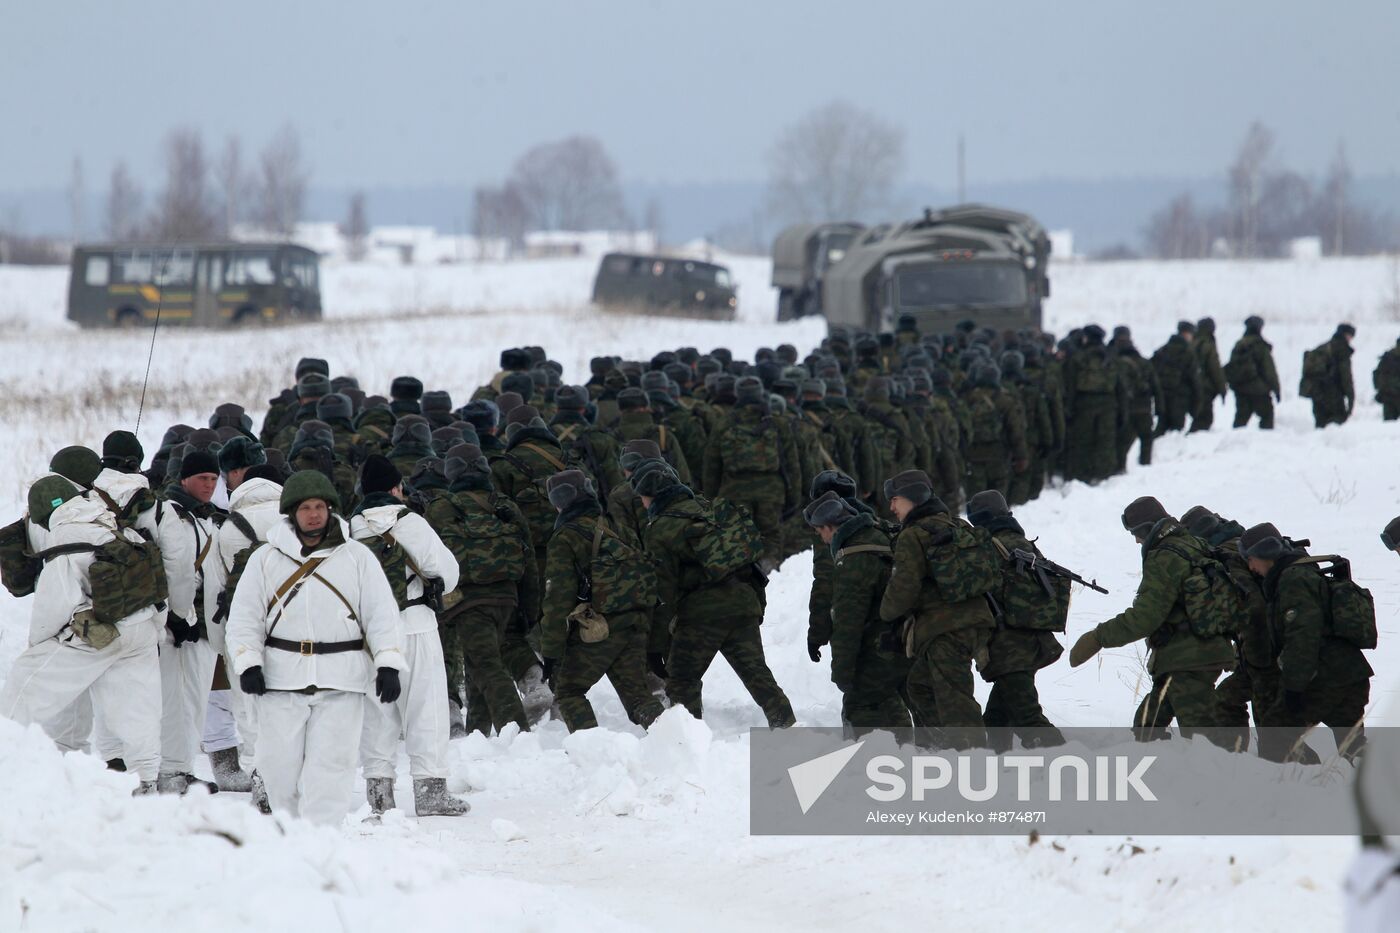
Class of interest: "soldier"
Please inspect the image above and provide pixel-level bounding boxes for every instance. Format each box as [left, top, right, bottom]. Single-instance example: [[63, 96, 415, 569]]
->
[[1021, 342, 1064, 485], [1181, 506, 1273, 753], [960, 362, 1028, 501], [351, 397, 396, 457], [1301, 323, 1357, 428], [1152, 321, 1203, 436], [636, 461, 795, 728], [271, 372, 332, 452], [966, 490, 1065, 749], [1062, 324, 1120, 484], [0, 476, 165, 794], [701, 376, 801, 573], [1069, 497, 1236, 742], [421, 390, 455, 429], [1374, 337, 1400, 421], [389, 376, 424, 417], [387, 415, 436, 479], [549, 384, 624, 503], [432, 444, 536, 736], [261, 357, 328, 446], [315, 393, 362, 467], [288, 420, 357, 513], [1001, 352, 1049, 506], [350, 455, 468, 816], [645, 371, 708, 476], [910, 372, 964, 508], [226, 471, 406, 826], [878, 470, 994, 749], [1190, 317, 1228, 432], [539, 471, 665, 732], [1224, 315, 1281, 429], [458, 400, 504, 462], [1112, 329, 1163, 469], [615, 386, 692, 484], [1239, 522, 1373, 762], [804, 490, 911, 738], [824, 379, 878, 502], [861, 378, 916, 496]]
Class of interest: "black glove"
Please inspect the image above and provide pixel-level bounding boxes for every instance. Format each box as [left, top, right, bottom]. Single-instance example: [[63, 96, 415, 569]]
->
[[191, 621, 208, 643], [807, 641, 822, 663], [166, 615, 197, 647], [540, 657, 558, 682], [1284, 689, 1307, 719], [375, 667, 401, 704], [647, 652, 668, 679], [240, 666, 267, 696], [878, 626, 902, 653]]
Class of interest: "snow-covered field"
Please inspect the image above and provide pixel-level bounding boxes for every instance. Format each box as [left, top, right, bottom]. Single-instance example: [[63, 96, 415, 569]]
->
[[2, 254, 1398, 931]]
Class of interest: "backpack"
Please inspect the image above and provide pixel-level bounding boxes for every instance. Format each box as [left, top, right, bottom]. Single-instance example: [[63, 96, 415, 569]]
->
[[1159, 542, 1249, 639], [0, 517, 116, 598], [1299, 345, 1330, 398], [447, 492, 529, 586], [921, 515, 1002, 603], [966, 391, 1002, 446], [87, 530, 170, 624], [502, 447, 565, 545], [718, 417, 782, 474], [1073, 353, 1115, 394], [990, 537, 1070, 631], [1294, 556, 1378, 650], [211, 511, 261, 626], [1223, 345, 1259, 389], [90, 486, 156, 530], [578, 517, 657, 615], [665, 498, 764, 581]]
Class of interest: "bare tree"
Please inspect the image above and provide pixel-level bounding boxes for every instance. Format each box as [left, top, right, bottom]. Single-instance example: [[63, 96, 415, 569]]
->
[[105, 161, 144, 240], [340, 191, 369, 261], [471, 183, 529, 257], [67, 156, 84, 244], [1255, 170, 1314, 256], [1227, 121, 1275, 257], [1144, 194, 1208, 259], [766, 100, 905, 224], [148, 127, 220, 240], [1319, 142, 1352, 256], [216, 135, 252, 236], [255, 124, 309, 238], [507, 135, 626, 231]]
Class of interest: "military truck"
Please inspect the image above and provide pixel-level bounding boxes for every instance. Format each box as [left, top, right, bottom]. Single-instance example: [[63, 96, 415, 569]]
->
[[592, 252, 737, 320], [770, 222, 864, 321], [822, 204, 1050, 334]]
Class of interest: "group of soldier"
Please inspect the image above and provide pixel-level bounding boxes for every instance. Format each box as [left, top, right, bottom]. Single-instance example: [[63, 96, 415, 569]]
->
[[0, 312, 1388, 825]]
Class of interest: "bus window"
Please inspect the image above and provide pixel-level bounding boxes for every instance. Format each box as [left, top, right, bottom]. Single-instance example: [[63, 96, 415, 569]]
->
[[282, 252, 317, 289], [116, 251, 154, 283], [155, 250, 195, 286], [84, 255, 110, 286], [226, 252, 276, 286]]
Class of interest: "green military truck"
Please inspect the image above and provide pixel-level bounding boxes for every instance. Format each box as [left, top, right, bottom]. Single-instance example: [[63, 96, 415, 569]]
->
[[591, 252, 737, 320], [770, 222, 864, 321], [822, 204, 1050, 334], [67, 242, 322, 328]]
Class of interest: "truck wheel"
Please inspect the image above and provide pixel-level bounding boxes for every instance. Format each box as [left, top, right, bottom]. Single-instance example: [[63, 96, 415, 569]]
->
[[115, 307, 142, 329]]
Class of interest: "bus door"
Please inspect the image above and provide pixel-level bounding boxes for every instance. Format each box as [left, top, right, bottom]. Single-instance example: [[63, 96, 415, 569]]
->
[[195, 253, 224, 325]]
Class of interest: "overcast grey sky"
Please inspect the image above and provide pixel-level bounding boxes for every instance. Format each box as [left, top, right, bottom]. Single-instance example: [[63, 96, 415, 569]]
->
[[3, 0, 1397, 191]]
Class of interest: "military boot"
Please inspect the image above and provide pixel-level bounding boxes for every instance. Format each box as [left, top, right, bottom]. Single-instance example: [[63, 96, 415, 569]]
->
[[413, 777, 470, 817], [209, 747, 253, 793], [519, 665, 554, 727], [366, 777, 396, 815], [448, 696, 467, 739], [132, 781, 157, 797], [250, 770, 272, 814]]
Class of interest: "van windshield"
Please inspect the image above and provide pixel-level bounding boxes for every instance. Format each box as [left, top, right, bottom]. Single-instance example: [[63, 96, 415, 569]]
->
[[895, 261, 1027, 310]]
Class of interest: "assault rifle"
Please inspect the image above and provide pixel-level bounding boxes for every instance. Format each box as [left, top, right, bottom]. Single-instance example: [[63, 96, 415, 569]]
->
[[1009, 548, 1108, 597]]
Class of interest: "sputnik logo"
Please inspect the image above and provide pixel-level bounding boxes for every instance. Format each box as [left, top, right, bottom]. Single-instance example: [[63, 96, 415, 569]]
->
[[787, 741, 865, 814]]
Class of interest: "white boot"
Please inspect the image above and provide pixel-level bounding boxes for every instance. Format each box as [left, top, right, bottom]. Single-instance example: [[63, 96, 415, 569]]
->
[[519, 666, 554, 727], [413, 777, 469, 817]]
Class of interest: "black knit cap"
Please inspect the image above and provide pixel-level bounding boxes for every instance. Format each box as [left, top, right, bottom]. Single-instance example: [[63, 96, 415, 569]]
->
[[1121, 496, 1171, 537], [810, 469, 856, 501], [101, 430, 144, 471], [179, 449, 220, 479], [359, 454, 402, 495], [966, 489, 1010, 527], [1239, 522, 1287, 561], [390, 376, 424, 401], [803, 490, 855, 528]]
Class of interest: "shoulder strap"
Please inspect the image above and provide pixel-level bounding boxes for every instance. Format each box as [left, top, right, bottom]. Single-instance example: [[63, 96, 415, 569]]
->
[[591, 516, 609, 562], [836, 543, 893, 560], [378, 527, 425, 580], [521, 442, 567, 472], [463, 490, 491, 510], [804, 410, 826, 429], [308, 567, 358, 621], [265, 556, 326, 614], [34, 542, 101, 561], [557, 424, 580, 443], [658, 425, 668, 452], [990, 537, 1012, 561], [226, 510, 257, 543], [193, 529, 216, 573]]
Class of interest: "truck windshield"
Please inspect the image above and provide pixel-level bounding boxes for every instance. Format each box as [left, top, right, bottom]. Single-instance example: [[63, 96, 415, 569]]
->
[[895, 261, 1027, 309]]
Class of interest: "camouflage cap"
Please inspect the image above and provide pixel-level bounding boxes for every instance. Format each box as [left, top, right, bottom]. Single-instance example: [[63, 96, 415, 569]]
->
[[803, 490, 855, 529], [28, 475, 81, 529], [1122, 496, 1171, 537], [49, 446, 102, 489], [810, 469, 856, 501]]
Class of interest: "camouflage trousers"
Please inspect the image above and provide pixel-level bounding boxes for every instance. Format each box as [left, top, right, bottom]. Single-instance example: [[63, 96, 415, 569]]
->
[[1154, 395, 1192, 434], [666, 611, 795, 727], [905, 626, 990, 750], [934, 447, 964, 508], [1132, 669, 1228, 745], [1215, 663, 1282, 752], [1257, 677, 1369, 764], [1190, 393, 1221, 431], [840, 640, 913, 739], [1066, 399, 1117, 483], [1116, 410, 1154, 470], [1232, 392, 1274, 429], [453, 602, 529, 735], [554, 612, 664, 732], [1311, 392, 1351, 429], [965, 457, 1010, 501], [980, 628, 1063, 748], [1007, 453, 1044, 506]]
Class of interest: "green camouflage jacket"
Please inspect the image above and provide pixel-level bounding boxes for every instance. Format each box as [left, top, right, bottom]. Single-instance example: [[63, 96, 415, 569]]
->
[[879, 501, 995, 654], [1261, 553, 1374, 692]]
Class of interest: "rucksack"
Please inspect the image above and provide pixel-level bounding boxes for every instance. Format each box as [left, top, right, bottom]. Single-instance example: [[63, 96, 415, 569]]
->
[[1073, 353, 1115, 394], [966, 391, 1002, 446], [1159, 542, 1249, 639], [87, 530, 170, 624], [718, 417, 782, 474], [1299, 345, 1330, 398], [0, 517, 109, 598], [501, 448, 565, 546], [989, 537, 1070, 631], [211, 511, 261, 626], [665, 498, 764, 581], [1294, 556, 1378, 650], [444, 491, 529, 586], [1223, 346, 1259, 389], [90, 486, 156, 530], [921, 515, 1002, 603], [577, 517, 657, 615]]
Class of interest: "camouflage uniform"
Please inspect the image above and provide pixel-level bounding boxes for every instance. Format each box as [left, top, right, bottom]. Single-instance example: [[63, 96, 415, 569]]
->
[[1201, 522, 1276, 751], [1113, 345, 1162, 469], [1022, 354, 1065, 490], [1191, 321, 1228, 431], [1006, 375, 1051, 506], [1224, 331, 1280, 429], [823, 393, 879, 500], [616, 408, 693, 486], [1151, 334, 1203, 435], [550, 411, 624, 503], [960, 382, 1028, 500], [861, 391, 917, 489], [1304, 332, 1356, 428], [1062, 339, 1121, 483], [644, 485, 795, 726], [879, 500, 995, 748], [700, 398, 801, 567], [541, 504, 664, 731], [658, 399, 709, 479], [1374, 340, 1400, 421], [1091, 519, 1237, 740]]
